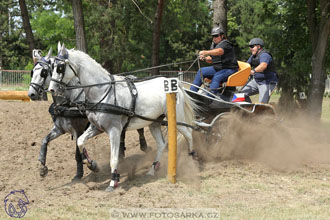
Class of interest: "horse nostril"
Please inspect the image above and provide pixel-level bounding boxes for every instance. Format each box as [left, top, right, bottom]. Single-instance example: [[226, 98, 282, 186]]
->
[[49, 89, 55, 93]]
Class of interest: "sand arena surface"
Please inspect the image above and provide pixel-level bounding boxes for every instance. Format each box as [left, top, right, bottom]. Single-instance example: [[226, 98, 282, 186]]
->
[[1, 99, 330, 219]]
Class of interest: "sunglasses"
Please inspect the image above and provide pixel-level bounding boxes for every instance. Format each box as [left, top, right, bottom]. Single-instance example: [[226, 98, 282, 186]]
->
[[212, 35, 220, 38], [249, 45, 256, 48]]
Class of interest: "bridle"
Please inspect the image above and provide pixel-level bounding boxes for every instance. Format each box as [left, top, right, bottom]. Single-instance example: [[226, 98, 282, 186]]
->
[[50, 53, 78, 89], [30, 58, 53, 96]]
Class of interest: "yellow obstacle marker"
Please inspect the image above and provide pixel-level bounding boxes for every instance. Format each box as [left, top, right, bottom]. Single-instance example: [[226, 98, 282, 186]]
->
[[0, 91, 30, 102], [164, 78, 179, 184]]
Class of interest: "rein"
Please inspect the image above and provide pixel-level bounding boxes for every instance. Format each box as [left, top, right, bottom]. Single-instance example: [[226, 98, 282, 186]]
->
[[51, 55, 201, 130], [53, 56, 199, 91], [117, 58, 198, 76]]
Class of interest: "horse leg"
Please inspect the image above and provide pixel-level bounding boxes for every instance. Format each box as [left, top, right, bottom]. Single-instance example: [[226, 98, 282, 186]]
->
[[105, 126, 122, 192], [146, 123, 166, 176], [72, 144, 84, 181], [39, 126, 64, 177], [119, 130, 126, 159], [77, 124, 103, 172], [137, 128, 148, 152], [72, 129, 85, 181], [177, 126, 198, 159]]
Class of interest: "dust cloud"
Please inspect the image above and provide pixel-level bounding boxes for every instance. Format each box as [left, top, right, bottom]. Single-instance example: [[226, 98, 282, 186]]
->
[[194, 111, 330, 171]]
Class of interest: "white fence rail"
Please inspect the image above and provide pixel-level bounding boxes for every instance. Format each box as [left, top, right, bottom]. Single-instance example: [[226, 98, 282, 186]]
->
[[0, 70, 30, 90], [0, 69, 195, 91]]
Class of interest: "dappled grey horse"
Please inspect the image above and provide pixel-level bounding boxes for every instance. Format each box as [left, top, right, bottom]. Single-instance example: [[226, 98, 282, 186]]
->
[[28, 48, 148, 180], [49, 43, 198, 191]]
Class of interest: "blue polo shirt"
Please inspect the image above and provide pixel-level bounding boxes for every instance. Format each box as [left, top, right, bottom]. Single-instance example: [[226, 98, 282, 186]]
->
[[247, 52, 278, 84]]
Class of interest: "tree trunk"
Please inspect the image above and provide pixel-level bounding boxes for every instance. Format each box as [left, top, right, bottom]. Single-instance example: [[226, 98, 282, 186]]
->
[[306, 0, 330, 119], [18, 0, 35, 57], [212, 0, 227, 35], [151, 0, 165, 75], [71, 0, 87, 53]]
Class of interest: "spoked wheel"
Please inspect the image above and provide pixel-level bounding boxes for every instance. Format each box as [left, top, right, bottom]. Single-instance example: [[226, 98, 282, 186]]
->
[[193, 113, 232, 161], [206, 113, 231, 146]]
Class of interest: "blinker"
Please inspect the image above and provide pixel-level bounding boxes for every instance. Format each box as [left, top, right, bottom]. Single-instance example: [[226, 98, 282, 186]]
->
[[57, 63, 66, 74], [40, 68, 48, 78]]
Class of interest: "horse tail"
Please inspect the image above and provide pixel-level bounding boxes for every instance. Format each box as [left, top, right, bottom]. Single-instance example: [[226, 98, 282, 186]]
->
[[179, 82, 200, 126]]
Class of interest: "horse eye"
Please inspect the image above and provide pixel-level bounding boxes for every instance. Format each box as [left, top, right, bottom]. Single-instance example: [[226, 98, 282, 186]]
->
[[31, 70, 33, 77]]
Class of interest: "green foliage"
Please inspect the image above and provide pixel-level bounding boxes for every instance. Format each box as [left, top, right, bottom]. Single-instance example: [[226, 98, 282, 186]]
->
[[31, 10, 75, 52], [22, 74, 31, 85], [0, 0, 30, 69], [2, 0, 328, 103], [25, 62, 34, 70], [163, 0, 211, 68]]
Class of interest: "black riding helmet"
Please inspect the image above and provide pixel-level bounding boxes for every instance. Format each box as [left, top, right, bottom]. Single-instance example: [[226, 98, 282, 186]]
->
[[249, 38, 264, 47], [211, 27, 225, 36]]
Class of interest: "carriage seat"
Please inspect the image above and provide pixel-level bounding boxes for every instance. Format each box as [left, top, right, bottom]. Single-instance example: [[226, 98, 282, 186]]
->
[[203, 61, 251, 87]]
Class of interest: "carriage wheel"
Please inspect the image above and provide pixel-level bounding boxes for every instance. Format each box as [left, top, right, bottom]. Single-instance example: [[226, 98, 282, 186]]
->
[[206, 113, 231, 146]]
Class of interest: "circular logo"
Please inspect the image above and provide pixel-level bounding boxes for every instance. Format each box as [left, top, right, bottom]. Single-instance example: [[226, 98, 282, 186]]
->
[[4, 190, 30, 218]]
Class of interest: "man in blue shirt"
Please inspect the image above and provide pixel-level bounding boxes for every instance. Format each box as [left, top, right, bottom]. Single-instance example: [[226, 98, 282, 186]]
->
[[241, 38, 278, 103], [190, 27, 238, 95]]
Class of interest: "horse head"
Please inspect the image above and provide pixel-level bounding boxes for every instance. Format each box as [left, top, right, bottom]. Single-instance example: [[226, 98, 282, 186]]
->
[[49, 42, 77, 95], [28, 48, 53, 100]]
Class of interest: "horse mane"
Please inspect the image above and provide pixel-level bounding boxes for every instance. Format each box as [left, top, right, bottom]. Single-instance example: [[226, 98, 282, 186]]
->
[[68, 49, 111, 76]]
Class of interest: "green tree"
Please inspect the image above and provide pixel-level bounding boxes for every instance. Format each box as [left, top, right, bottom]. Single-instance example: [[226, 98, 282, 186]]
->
[[306, 0, 330, 119], [71, 0, 87, 52], [0, 0, 30, 69], [19, 0, 35, 57]]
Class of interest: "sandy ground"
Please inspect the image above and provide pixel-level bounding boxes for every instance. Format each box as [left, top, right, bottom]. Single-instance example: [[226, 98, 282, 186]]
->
[[1, 99, 330, 219]]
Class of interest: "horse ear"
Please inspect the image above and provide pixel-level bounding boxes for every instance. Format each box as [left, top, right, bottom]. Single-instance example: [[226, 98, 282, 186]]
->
[[46, 47, 52, 60], [57, 41, 61, 53], [60, 43, 66, 56]]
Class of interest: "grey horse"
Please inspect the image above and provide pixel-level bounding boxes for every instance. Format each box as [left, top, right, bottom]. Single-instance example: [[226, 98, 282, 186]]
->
[[49, 43, 197, 191], [28, 48, 148, 180]]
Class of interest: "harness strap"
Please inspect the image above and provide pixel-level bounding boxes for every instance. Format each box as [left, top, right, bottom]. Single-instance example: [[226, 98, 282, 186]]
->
[[85, 102, 134, 116], [121, 77, 138, 137], [109, 74, 117, 106]]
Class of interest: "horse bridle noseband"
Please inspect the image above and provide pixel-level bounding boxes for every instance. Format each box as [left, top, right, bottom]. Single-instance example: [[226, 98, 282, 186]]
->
[[30, 58, 53, 96]]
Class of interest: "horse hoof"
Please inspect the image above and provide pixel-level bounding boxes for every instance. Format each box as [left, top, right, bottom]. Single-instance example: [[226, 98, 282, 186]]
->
[[154, 161, 160, 171], [72, 175, 82, 182], [139, 139, 148, 152], [189, 151, 199, 161], [39, 165, 48, 177], [87, 160, 99, 172], [146, 169, 155, 176], [105, 186, 115, 192]]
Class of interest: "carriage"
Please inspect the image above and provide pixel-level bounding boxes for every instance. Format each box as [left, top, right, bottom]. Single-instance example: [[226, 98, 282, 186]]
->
[[180, 60, 276, 141], [31, 44, 277, 191]]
